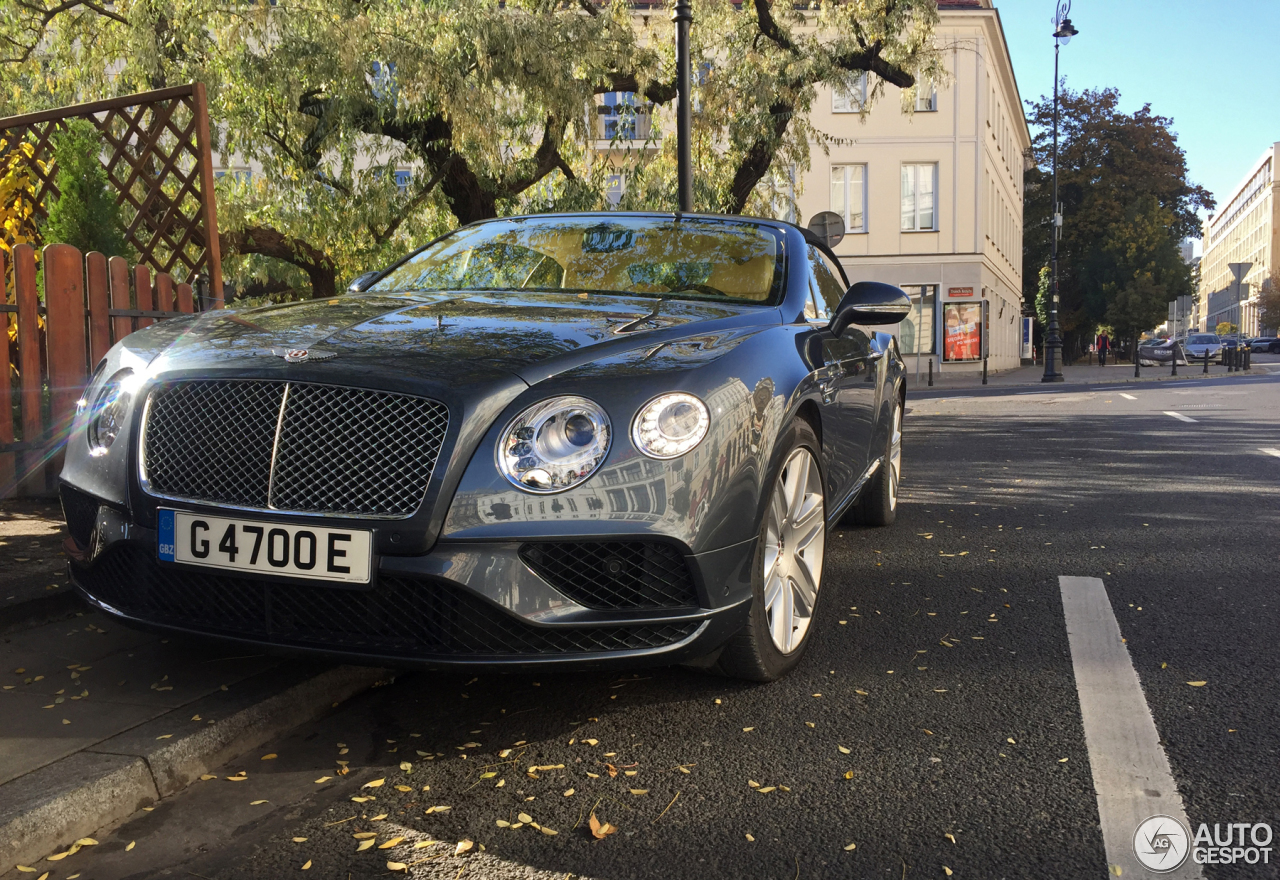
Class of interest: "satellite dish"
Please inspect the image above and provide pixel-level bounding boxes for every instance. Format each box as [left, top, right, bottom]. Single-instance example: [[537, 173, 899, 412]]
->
[[806, 211, 846, 249]]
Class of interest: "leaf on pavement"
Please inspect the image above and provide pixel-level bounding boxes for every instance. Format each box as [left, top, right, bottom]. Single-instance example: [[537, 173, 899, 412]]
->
[[250, 799, 269, 805], [125, 841, 135, 852], [837, 746, 851, 754], [480, 772, 497, 779], [844, 770, 854, 780], [394, 785, 412, 792], [742, 727, 754, 732], [354, 832, 377, 839], [745, 833, 755, 842], [563, 788, 575, 796], [454, 840, 474, 855], [945, 833, 956, 844], [584, 738, 599, 746], [855, 689, 870, 696], [540, 825, 558, 835], [351, 796, 373, 803], [301, 860, 312, 870], [1186, 681, 1207, 687], [363, 778, 386, 788], [314, 776, 332, 784], [371, 814, 389, 821], [606, 763, 618, 778], [517, 813, 534, 824], [399, 762, 412, 772], [261, 753, 278, 760], [629, 789, 648, 795], [425, 805, 451, 813], [589, 813, 618, 840], [844, 843, 857, 851], [496, 819, 511, 827], [200, 774, 216, 781], [944, 867, 953, 876], [378, 837, 404, 849], [74, 839, 97, 847], [755, 786, 776, 794], [292, 837, 308, 843], [357, 839, 376, 852], [387, 862, 408, 873]]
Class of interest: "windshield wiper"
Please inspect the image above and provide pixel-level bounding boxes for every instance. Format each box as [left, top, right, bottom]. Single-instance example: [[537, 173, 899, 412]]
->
[[615, 298, 667, 334]]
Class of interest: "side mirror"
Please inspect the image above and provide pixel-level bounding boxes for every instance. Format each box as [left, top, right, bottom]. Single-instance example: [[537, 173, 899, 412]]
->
[[347, 271, 381, 293], [830, 281, 912, 336]]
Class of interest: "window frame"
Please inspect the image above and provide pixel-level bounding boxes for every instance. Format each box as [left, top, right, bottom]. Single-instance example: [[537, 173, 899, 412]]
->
[[832, 73, 868, 114], [830, 163, 868, 234], [900, 163, 939, 232], [914, 77, 937, 112]]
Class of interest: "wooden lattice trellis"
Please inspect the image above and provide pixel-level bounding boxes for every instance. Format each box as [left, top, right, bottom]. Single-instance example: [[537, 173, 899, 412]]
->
[[0, 83, 223, 304]]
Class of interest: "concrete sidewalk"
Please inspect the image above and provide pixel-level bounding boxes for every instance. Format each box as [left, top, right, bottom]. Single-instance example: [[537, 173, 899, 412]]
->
[[903, 357, 1280, 390], [0, 501, 390, 869]]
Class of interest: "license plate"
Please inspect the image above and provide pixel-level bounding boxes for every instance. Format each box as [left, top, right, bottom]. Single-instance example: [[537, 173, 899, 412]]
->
[[157, 509, 372, 584]]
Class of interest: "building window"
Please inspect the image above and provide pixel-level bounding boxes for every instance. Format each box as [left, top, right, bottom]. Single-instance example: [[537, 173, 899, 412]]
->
[[394, 170, 412, 190], [897, 284, 937, 355], [766, 164, 797, 223], [605, 173, 624, 205], [832, 73, 867, 113], [914, 76, 937, 112], [901, 163, 937, 231], [830, 164, 867, 232], [598, 92, 652, 141]]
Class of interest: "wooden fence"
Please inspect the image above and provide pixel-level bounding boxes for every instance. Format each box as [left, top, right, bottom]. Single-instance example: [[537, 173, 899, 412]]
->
[[2, 242, 197, 499], [0, 83, 224, 303]]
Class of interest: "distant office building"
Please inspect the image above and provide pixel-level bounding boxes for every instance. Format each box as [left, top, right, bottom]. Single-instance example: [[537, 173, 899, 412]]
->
[[1200, 141, 1277, 334]]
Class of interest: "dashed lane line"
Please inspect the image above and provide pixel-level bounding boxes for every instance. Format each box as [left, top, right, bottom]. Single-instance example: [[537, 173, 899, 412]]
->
[[1119, 393, 1137, 400], [1059, 576, 1203, 879], [1163, 411, 1198, 423], [1260, 448, 1280, 459]]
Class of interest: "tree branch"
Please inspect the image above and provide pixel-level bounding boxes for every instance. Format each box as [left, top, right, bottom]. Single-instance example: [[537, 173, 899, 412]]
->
[[220, 225, 337, 299], [752, 0, 795, 52], [596, 73, 678, 105]]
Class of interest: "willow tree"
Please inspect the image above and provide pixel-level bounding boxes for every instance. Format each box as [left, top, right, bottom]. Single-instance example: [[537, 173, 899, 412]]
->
[[1, 0, 941, 298]]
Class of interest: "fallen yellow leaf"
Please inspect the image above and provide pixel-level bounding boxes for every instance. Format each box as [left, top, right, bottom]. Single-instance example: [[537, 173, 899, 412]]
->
[[945, 832, 956, 844], [314, 776, 332, 783], [454, 840, 474, 855], [356, 839, 376, 852], [378, 837, 404, 849], [844, 843, 857, 851], [518, 812, 534, 823], [301, 860, 312, 870], [354, 833, 377, 839], [292, 837, 308, 843], [1187, 681, 1207, 687], [125, 841, 135, 852], [563, 788, 575, 797], [589, 812, 618, 840], [629, 789, 648, 795], [250, 799, 269, 805], [838, 745, 851, 754], [755, 786, 776, 794], [387, 862, 408, 873], [261, 753, 278, 760], [363, 778, 385, 788]]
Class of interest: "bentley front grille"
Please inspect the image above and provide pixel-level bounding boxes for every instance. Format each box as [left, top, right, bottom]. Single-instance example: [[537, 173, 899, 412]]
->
[[142, 380, 449, 517]]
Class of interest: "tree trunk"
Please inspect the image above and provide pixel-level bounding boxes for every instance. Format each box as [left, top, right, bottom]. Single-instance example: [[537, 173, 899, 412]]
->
[[219, 226, 337, 299]]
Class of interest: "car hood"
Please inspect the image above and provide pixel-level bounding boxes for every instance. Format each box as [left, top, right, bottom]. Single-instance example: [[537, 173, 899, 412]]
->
[[139, 290, 779, 386]]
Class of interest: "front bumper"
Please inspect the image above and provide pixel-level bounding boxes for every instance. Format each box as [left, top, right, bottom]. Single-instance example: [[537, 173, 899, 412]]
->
[[64, 492, 754, 671]]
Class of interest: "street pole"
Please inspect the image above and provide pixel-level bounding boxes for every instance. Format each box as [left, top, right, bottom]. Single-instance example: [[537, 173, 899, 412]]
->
[[1043, 4, 1077, 382], [673, 0, 693, 214]]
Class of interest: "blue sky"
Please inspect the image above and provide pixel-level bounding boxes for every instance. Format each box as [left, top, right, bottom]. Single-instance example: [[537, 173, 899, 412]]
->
[[996, 0, 1280, 244]]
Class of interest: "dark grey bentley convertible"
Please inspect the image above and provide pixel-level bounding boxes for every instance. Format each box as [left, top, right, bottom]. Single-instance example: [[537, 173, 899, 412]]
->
[[61, 213, 908, 680]]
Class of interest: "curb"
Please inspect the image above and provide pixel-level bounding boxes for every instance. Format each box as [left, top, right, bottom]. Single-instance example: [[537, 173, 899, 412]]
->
[[0, 662, 392, 869]]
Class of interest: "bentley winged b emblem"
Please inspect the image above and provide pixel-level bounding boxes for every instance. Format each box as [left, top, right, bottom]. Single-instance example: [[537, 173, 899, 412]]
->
[[260, 347, 339, 364]]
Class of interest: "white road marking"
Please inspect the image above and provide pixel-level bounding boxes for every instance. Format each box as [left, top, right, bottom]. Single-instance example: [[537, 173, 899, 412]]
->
[[1260, 448, 1280, 459], [1059, 576, 1203, 879], [1163, 411, 1198, 423], [1119, 393, 1137, 400]]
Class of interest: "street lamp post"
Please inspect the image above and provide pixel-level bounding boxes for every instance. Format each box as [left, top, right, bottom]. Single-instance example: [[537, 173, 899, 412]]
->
[[672, 0, 693, 213], [1042, 2, 1078, 383]]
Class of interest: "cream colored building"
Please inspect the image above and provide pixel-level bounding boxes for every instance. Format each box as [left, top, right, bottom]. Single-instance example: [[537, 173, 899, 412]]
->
[[1199, 142, 1277, 335], [791, 0, 1030, 374]]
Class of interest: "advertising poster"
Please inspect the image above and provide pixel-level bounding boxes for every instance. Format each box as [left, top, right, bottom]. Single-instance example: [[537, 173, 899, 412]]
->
[[943, 301, 982, 361]]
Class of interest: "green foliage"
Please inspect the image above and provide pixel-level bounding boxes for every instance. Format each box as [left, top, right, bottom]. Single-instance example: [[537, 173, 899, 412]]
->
[[42, 120, 130, 258], [0, 0, 942, 297], [1215, 321, 1237, 336], [1023, 86, 1212, 342], [1034, 265, 1050, 327], [1257, 274, 1280, 334]]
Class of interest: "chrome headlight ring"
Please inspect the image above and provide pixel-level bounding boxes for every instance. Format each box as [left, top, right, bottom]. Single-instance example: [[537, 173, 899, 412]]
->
[[496, 395, 612, 494], [631, 392, 710, 460], [86, 368, 139, 455]]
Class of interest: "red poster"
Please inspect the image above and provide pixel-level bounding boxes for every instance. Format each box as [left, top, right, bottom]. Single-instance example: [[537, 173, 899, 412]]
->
[[943, 302, 982, 361]]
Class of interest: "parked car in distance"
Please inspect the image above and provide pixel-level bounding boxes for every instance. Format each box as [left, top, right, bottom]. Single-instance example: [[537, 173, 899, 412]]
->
[[1138, 337, 1188, 366], [1249, 336, 1280, 353], [59, 211, 912, 682], [1182, 333, 1223, 364]]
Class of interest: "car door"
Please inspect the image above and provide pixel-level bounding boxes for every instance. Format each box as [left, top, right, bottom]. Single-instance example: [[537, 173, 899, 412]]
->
[[805, 246, 877, 503]]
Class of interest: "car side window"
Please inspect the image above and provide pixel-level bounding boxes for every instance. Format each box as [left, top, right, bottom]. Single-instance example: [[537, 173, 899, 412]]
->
[[809, 246, 846, 316]]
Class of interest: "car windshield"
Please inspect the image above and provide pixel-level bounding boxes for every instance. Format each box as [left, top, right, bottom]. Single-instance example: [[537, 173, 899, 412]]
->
[[1187, 335, 1219, 344], [369, 215, 785, 304]]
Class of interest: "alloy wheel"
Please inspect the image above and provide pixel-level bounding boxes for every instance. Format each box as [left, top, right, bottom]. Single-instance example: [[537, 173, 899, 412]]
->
[[888, 401, 903, 510], [763, 446, 825, 654]]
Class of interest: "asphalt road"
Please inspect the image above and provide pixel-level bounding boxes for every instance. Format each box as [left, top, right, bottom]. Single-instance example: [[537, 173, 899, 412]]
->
[[17, 370, 1280, 880]]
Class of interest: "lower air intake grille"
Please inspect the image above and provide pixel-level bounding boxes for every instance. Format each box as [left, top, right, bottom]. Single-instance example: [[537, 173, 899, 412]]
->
[[519, 541, 699, 610], [59, 484, 100, 548], [77, 546, 699, 658]]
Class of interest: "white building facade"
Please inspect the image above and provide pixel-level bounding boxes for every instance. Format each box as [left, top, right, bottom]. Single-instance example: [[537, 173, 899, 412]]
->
[[1199, 142, 1277, 335]]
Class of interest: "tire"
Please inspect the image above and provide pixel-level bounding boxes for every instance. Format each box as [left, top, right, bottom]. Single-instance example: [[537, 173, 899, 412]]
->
[[848, 391, 903, 527], [714, 419, 826, 682], [1271, 343, 1280, 354]]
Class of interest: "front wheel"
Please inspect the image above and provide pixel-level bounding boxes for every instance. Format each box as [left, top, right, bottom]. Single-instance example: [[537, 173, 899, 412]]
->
[[714, 420, 826, 682]]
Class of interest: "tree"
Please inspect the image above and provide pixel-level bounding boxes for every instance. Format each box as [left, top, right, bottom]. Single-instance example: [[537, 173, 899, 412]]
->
[[1256, 272, 1280, 335], [1215, 321, 1237, 336], [1023, 86, 1213, 354], [42, 120, 130, 258], [0, 0, 944, 298]]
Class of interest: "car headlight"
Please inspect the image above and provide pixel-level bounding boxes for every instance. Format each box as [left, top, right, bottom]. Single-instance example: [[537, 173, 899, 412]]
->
[[631, 392, 710, 460], [497, 396, 611, 493], [87, 369, 136, 454]]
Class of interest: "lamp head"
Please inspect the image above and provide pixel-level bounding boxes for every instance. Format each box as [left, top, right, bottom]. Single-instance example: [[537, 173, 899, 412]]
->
[[1054, 17, 1078, 42]]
